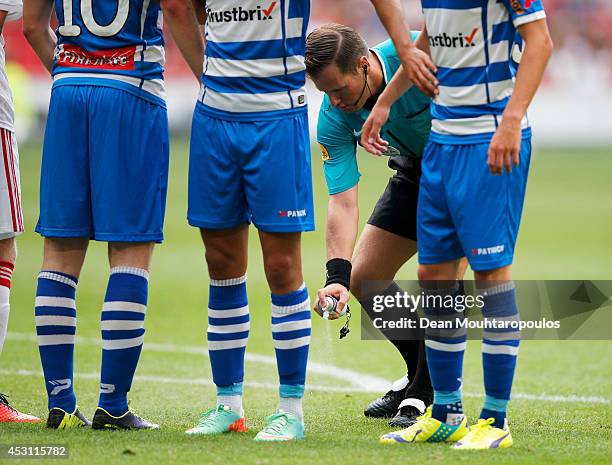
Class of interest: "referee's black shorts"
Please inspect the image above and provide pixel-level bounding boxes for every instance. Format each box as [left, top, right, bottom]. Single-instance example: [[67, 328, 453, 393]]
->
[[366, 156, 421, 241]]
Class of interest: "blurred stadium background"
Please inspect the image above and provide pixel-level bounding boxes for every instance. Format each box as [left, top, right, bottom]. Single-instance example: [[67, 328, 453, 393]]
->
[[4, 0, 612, 146]]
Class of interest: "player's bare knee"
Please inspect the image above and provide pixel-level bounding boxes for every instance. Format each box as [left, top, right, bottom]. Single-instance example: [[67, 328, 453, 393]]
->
[[418, 265, 448, 284], [0, 237, 17, 263], [264, 253, 299, 291], [204, 246, 244, 279], [418, 260, 463, 285], [417, 265, 435, 282], [474, 265, 512, 283], [109, 242, 154, 270], [42, 238, 88, 276]]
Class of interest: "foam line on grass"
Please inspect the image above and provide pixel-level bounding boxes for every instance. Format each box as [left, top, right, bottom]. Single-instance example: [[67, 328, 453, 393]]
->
[[8, 331, 390, 392], [2, 368, 609, 405]]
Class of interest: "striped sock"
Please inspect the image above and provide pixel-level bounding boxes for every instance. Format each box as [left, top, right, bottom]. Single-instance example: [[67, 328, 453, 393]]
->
[[99, 267, 149, 416], [207, 275, 249, 416], [0, 261, 14, 354], [423, 284, 467, 425], [35, 271, 78, 412], [271, 284, 311, 421], [480, 282, 521, 429]]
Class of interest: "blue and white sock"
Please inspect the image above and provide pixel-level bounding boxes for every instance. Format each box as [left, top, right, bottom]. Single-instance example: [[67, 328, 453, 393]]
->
[[423, 284, 467, 425], [99, 267, 149, 416], [207, 275, 249, 416], [35, 271, 78, 412], [271, 284, 311, 422], [480, 282, 521, 429]]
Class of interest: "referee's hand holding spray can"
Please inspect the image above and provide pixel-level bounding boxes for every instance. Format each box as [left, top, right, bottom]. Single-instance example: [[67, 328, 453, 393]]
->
[[315, 259, 352, 338]]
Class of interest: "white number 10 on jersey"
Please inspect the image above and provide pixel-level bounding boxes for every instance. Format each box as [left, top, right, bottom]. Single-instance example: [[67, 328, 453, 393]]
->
[[58, 0, 134, 37]]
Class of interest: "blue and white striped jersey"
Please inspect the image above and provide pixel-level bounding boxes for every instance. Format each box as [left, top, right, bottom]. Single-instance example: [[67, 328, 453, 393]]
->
[[199, 0, 310, 121], [422, 0, 546, 144], [52, 0, 166, 107]]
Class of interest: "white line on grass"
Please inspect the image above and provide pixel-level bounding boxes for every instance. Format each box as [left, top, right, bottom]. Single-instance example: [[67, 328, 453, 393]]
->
[[8, 332, 390, 392], [0, 369, 369, 393], [1, 368, 610, 404], [7, 332, 611, 404]]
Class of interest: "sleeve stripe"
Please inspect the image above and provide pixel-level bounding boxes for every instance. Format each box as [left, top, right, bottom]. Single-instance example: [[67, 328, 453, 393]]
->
[[513, 10, 547, 28]]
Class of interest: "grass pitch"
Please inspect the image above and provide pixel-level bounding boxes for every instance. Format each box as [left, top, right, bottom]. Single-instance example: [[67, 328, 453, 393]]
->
[[1, 139, 611, 464]]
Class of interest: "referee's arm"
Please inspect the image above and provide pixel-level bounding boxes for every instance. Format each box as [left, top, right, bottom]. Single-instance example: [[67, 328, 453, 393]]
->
[[315, 186, 358, 316], [326, 186, 359, 262], [315, 105, 359, 316]]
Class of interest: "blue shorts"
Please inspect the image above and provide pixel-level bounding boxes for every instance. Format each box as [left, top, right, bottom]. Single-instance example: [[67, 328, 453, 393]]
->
[[188, 104, 315, 233], [36, 85, 169, 242], [417, 139, 532, 271]]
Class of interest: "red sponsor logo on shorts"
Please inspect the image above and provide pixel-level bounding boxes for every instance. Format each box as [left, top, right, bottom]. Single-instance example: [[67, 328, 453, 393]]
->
[[56, 44, 136, 70], [472, 245, 505, 256], [278, 210, 306, 218]]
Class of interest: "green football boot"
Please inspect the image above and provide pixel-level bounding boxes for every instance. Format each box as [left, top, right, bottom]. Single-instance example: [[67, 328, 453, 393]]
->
[[185, 404, 247, 436], [254, 412, 305, 442]]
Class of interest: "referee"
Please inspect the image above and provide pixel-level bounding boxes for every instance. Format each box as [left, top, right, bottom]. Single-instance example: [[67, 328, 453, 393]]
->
[[306, 24, 467, 427]]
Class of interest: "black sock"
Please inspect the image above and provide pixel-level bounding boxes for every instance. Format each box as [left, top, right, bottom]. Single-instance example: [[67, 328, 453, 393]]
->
[[404, 338, 433, 404], [387, 338, 419, 382], [360, 282, 421, 383]]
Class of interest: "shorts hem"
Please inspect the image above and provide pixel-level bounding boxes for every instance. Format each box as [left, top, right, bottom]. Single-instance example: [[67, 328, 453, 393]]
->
[[328, 177, 360, 196], [467, 256, 514, 272], [418, 252, 465, 265], [0, 231, 22, 240], [253, 222, 315, 233], [366, 219, 416, 241], [36, 226, 91, 238], [94, 233, 163, 243], [188, 217, 250, 230], [36, 227, 162, 243]]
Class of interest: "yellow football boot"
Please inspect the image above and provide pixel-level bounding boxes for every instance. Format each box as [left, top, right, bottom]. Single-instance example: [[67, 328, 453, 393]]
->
[[453, 418, 513, 450], [380, 406, 468, 444]]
